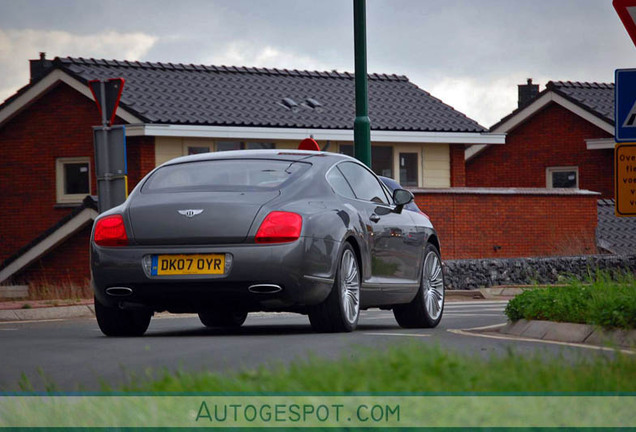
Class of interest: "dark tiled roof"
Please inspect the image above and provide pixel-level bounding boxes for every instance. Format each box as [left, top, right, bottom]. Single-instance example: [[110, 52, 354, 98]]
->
[[28, 57, 485, 132], [596, 199, 636, 255], [491, 80, 614, 131], [548, 81, 614, 124]]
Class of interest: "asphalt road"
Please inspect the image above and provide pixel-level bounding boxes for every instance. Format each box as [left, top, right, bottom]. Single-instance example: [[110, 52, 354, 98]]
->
[[0, 300, 615, 391]]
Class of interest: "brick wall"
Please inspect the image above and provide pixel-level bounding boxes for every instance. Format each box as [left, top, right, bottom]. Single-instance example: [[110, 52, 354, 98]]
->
[[127, 136, 156, 191], [466, 103, 614, 198], [15, 225, 92, 287], [449, 145, 466, 187], [0, 84, 100, 262], [413, 188, 599, 260]]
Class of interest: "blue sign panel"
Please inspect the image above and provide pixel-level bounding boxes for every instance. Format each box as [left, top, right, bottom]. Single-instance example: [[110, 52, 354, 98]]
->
[[615, 68, 636, 142]]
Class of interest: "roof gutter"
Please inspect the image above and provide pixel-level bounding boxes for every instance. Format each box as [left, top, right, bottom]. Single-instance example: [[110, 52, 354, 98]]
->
[[125, 124, 506, 145]]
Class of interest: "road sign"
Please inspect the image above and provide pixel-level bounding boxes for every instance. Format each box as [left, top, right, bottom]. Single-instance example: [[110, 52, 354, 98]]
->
[[613, 0, 636, 47], [614, 69, 636, 142], [615, 143, 636, 216], [88, 78, 125, 126]]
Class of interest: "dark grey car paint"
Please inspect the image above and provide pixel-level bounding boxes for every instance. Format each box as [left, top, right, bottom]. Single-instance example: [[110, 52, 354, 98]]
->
[[91, 150, 439, 314]]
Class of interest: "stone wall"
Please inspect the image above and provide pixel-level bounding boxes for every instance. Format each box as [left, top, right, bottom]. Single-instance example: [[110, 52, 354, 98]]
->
[[444, 254, 636, 290]]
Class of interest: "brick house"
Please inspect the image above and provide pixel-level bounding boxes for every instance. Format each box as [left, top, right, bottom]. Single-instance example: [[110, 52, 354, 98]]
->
[[0, 55, 503, 287], [465, 80, 614, 198]]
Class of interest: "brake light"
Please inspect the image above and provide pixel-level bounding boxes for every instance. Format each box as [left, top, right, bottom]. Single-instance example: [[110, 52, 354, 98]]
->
[[255, 211, 302, 243], [94, 215, 129, 246]]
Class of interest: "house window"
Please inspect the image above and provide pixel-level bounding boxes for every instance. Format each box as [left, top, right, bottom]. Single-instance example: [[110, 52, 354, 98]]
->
[[217, 141, 241, 152], [339, 145, 394, 178], [217, 142, 275, 151], [546, 167, 578, 188], [56, 157, 91, 203], [187, 146, 209, 155], [246, 142, 275, 150], [399, 152, 418, 186]]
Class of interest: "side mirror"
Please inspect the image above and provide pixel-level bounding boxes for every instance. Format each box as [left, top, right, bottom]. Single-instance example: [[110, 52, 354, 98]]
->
[[393, 189, 414, 213]]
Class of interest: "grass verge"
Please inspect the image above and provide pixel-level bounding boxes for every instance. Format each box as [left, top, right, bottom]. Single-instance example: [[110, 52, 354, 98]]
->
[[106, 344, 636, 393], [505, 272, 636, 329]]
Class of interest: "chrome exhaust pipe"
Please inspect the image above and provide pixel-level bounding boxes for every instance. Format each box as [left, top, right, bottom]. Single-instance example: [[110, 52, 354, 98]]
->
[[106, 287, 133, 297], [248, 284, 282, 294]]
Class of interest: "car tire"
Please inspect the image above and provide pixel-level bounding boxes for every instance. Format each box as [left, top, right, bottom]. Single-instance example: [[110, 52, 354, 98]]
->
[[393, 243, 445, 328], [94, 296, 152, 337], [309, 242, 361, 333], [198, 309, 248, 328]]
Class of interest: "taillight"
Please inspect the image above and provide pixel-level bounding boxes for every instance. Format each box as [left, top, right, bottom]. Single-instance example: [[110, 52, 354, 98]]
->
[[255, 211, 302, 243], [94, 215, 129, 247]]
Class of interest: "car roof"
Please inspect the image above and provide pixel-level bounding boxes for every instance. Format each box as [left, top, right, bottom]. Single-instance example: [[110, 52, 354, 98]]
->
[[162, 149, 357, 168], [379, 176, 401, 190]]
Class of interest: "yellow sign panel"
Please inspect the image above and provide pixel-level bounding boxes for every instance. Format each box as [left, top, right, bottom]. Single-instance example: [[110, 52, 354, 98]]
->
[[615, 143, 636, 216]]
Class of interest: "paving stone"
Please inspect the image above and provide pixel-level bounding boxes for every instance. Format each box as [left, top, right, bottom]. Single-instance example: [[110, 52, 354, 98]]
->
[[501, 319, 532, 336], [13, 305, 93, 320], [0, 310, 19, 321], [543, 322, 594, 343], [521, 320, 553, 339], [500, 287, 524, 296], [584, 329, 621, 347]]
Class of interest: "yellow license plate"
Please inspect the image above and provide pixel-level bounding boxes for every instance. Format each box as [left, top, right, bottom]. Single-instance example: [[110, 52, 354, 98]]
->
[[151, 254, 225, 276]]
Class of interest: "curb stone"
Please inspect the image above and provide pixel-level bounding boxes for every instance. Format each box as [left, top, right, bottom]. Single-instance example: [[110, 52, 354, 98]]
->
[[0, 305, 94, 322], [499, 319, 636, 349]]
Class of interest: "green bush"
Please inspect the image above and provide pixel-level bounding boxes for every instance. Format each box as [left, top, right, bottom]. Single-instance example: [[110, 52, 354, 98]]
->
[[505, 272, 636, 329]]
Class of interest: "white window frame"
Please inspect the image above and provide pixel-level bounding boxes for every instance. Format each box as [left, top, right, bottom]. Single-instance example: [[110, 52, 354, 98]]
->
[[393, 144, 422, 187], [546, 166, 579, 189], [56, 157, 91, 204]]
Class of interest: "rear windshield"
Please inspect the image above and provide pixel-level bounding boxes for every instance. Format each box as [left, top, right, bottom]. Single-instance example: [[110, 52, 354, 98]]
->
[[142, 159, 310, 193]]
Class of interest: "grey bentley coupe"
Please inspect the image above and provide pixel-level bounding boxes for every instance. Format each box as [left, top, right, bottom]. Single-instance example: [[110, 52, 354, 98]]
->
[[91, 150, 444, 336]]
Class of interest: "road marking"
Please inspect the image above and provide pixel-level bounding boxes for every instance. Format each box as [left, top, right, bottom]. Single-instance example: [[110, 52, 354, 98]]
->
[[363, 332, 430, 338], [445, 300, 509, 306], [0, 328, 18, 331], [444, 314, 505, 317], [448, 328, 636, 355], [462, 322, 508, 331]]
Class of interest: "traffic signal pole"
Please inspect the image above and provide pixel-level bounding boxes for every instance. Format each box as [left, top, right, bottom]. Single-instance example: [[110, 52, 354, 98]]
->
[[353, 0, 371, 167]]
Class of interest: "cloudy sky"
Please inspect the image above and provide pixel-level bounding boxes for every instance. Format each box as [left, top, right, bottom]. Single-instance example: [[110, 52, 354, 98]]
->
[[0, 0, 633, 127]]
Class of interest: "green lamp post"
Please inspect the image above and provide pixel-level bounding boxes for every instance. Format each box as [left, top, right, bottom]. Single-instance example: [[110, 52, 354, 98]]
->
[[353, 0, 371, 167]]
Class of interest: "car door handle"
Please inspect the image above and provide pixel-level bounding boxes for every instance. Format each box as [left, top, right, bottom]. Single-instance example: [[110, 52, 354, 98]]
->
[[369, 213, 381, 223]]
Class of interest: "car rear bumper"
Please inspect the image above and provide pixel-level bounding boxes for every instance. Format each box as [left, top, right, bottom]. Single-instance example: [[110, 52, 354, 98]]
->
[[91, 238, 339, 312]]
